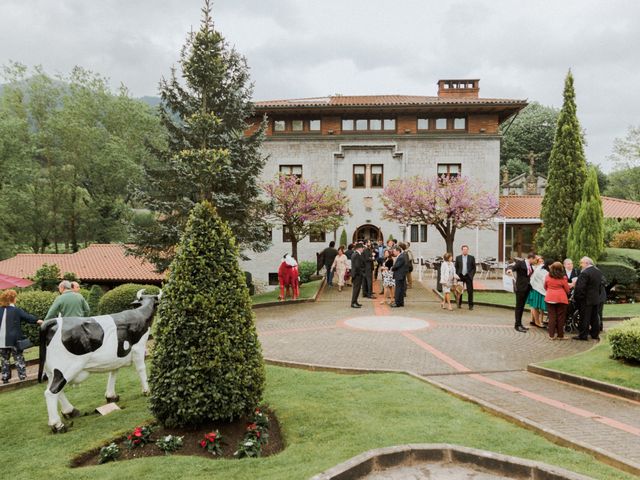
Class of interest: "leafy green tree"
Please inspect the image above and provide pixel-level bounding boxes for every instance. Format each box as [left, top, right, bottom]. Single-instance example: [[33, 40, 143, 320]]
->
[[500, 101, 558, 177], [535, 71, 587, 260], [567, 167, 604, 262], [150, 201, 265, 427], [609, 125, 640, 169], [130, 1, 270, 272], [0, 63, 164, 252], [87, 285, 104, 314], [603, 218, 640, 246], [31, 263, 62, 291], [605, 166, 640, 201]]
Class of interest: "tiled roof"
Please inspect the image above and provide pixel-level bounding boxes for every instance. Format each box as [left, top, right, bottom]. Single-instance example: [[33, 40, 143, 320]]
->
[[499, 195, 640, 220], [254, 94, 526, 109], [0, 244, 165, 283]]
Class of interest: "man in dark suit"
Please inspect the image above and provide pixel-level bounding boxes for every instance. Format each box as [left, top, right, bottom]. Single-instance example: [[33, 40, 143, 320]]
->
[[391, 246, 410, 307], [573, 256, 604, 341], [362, 240, 375, 298], [320, 241, 339, 287], [350, 243, 366, 308], [512, 252, 537, 332], [455, 245, 476, 310]]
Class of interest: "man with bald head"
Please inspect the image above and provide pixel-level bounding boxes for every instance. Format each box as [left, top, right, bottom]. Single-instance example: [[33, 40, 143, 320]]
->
[[45, 280, 91, 320], [572, 257, 604, 341]]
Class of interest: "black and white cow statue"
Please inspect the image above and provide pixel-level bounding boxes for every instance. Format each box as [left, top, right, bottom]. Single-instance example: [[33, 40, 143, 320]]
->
[[38, 289, 161, 433]]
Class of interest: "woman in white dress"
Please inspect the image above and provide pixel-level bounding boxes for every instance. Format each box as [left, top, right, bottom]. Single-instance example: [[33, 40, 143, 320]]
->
[[331, 246, 349, 292], [439, 252, 457, 311]]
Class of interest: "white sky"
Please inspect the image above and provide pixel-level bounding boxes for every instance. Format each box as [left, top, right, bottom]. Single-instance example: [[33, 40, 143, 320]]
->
[[1, 0, 638, 171]]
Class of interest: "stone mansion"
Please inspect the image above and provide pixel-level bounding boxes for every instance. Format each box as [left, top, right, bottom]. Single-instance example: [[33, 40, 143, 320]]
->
[[242, 80, 527, 284]]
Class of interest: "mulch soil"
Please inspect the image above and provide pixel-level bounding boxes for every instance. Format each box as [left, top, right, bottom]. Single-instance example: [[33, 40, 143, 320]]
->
[[71, 407, 283, 467]]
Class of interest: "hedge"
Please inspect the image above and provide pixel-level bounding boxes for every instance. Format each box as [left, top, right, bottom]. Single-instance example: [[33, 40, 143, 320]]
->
[[98, 283, 161, 315], [597, 261, 638, 286], [15, 291, 58, 346], [609, 318, 640, 362], [611, 230, 640, 249]]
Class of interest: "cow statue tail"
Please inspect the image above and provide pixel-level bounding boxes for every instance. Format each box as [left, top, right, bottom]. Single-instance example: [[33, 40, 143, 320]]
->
[[38, 319, 57, 383]]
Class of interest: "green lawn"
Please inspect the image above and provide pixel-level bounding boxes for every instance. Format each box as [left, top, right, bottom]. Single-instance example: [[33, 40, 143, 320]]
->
[[251, 280, 322, 305], [539, 335, 640, 391], [473, 291, 640, 318], [0, 365, 636, 479]]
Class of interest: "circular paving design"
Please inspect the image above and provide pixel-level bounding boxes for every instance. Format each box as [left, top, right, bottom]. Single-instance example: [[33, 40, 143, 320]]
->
[[342, 315, 430, 332]]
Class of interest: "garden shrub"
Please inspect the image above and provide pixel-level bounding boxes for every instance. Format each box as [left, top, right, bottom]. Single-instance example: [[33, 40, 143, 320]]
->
[[339, 229, 348, 248], [31, 263, 61, 291], [597, 262, 638, 286], [609, 318, 640, 362], [98, 283, 160, 315], [149, 201, 265, 428], [611, 230, 640, 249], [298, 261, 316, 284], [604, 218, 640, 246], [62, 272, 79, 282], [16, 290, 58, 345], [87, 285, 104, 313]]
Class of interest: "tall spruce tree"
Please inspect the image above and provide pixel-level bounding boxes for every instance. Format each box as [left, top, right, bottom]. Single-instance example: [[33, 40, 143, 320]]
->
[[535, 70, 587, 260], [567, 167, 604, 261], [131, 0, 270, 271], [150, 201, 265, 427]]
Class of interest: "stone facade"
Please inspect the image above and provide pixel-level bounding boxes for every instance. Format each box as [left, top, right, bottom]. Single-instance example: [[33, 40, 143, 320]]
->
[[241, 82, 526, 283], [242, 135, 501, 283]]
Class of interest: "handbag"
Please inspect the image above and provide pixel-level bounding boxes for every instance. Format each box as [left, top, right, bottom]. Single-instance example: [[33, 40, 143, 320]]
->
[[16, 338, 33, 351]]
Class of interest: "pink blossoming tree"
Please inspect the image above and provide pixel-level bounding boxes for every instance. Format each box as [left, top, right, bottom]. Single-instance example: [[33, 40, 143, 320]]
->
[[264, 175, 350, 259], [380, 176, 498, 253]]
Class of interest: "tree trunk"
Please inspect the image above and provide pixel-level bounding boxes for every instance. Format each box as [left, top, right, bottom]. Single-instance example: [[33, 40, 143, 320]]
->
[[291, 238, 298, 261], [445, 235, 455, 255]]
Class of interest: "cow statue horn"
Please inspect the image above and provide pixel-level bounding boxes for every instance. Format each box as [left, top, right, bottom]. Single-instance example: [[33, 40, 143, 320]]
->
[[136, 289, 145, 301]]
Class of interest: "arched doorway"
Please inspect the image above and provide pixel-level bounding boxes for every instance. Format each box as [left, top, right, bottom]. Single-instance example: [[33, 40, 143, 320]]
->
[[353, 224, 383, 243]]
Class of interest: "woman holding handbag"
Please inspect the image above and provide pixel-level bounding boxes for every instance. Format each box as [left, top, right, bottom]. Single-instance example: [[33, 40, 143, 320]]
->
[[0, 289, 42, 384]]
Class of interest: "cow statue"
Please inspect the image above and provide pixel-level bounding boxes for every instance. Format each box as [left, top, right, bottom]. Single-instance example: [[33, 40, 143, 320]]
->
[[38, 289, 161, 433]]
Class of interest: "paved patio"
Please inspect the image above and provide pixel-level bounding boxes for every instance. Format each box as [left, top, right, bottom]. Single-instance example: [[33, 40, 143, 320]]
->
[[256, 281, 640, 474]]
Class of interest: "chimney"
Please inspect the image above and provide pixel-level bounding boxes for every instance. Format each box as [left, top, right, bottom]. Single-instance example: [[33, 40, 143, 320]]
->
[[438, 79, 480, 98]]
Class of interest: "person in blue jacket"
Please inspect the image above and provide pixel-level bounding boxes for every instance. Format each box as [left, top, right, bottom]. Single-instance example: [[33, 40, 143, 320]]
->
[[0, 289, 42, 384]]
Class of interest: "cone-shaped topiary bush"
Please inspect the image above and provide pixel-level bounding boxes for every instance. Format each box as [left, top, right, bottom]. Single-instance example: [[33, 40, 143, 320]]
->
[[149, 201, 265, 427]]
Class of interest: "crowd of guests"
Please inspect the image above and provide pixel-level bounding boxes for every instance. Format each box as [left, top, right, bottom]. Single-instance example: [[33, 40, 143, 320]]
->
[[511, 254, 606, 341]]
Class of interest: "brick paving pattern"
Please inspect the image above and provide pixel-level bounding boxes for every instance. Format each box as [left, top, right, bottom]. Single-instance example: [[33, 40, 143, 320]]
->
[[256, 281, 640, 473]]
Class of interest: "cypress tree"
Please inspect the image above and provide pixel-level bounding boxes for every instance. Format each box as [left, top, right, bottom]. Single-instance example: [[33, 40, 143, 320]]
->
[[535, 70, 587, 260], [567, 167, 604, 261], [340, 229, 348, 247], [131, 0, 270, 271], [149, 201, 265, 427]]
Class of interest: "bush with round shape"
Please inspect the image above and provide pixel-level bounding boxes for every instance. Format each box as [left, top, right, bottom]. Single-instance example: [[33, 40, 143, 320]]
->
[[609, 318, 640, 362], [298, 261, 316, 284], [15, 290, 58, 345], [611, 230, 640, 250], [31, 263, 62, 291], [597, 262, 638, 286], [149, 201, 265, 428], [98, 283, 160, 315]]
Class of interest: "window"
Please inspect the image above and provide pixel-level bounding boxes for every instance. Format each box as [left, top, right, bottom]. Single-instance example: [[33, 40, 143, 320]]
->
[[417, 118, 429, 130], [282, 226, 293, 242], [355, 119, 368, 131], [369, 119, 382, 130], [353, 164, 366, 188], [280, 165, 303, 182], [309, 119, 321, 131], [310, 229, 326, 242], [410, 225, 419, 243], [409, 224, 428, 243], [291, 120, 304, 132], [342, 119, 354, 131], [437, 163, 461, 178], [453, 117, 466, 130], [420, 225, 428, 242], [268, 272, 279, 286], [383, 119, 396, 131], [274, 120, 286, 132], [435, 118, 447, 130], [371, 164, 383, 188]]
